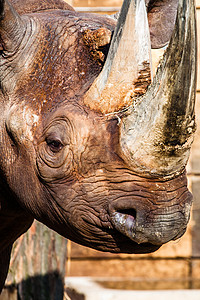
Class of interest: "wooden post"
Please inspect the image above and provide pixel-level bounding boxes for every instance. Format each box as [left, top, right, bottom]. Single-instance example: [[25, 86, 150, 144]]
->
[[4, 221, 68, 300]]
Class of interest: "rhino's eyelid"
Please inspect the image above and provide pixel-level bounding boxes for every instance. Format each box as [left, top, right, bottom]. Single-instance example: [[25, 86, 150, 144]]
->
[[46, 135, 62, 144], [43, 116, 72, 133], [46, 137, 64, 153], [44, 127, 71, 145], [42, 119, 73, 143]]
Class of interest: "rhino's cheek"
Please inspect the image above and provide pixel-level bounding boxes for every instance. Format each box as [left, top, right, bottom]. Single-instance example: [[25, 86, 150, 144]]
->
[[36, 151, 73, 182], [36, 140, 74, 183]]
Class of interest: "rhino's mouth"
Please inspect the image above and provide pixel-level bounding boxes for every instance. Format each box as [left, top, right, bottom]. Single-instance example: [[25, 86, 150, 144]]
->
[[106, 172, 192, 248], [110, 209, 187, 246]]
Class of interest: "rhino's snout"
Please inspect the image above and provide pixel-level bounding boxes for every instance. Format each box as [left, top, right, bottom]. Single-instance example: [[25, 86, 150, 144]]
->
[[109, 199, 191, 246]]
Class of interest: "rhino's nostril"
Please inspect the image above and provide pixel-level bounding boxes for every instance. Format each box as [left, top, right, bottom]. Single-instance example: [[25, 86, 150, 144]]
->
[[111, 209, 137, 238], [116, 209, 137, 220]]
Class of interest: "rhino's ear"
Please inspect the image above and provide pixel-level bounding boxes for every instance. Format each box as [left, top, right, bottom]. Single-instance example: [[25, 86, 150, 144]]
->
[[0, 0, 25, 52], [147, 0, 178, 49]]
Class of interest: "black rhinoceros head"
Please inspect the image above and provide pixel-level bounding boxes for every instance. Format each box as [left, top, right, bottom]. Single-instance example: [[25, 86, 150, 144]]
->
[[0, 0, 196, 259]]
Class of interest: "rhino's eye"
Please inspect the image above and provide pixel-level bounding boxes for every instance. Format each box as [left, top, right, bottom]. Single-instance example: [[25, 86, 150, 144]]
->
[[46, 137, 63, 153]]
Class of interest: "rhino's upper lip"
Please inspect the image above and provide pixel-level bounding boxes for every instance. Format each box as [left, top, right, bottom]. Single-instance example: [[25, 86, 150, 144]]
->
[[111, 211, 137, 240], [108, 189, 192, 246]]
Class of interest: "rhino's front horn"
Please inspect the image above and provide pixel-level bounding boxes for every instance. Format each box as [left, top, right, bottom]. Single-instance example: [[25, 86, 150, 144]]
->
[[120, 0, 197, 178], [84, 0, 152, 114], [0, 0, 25, 52]]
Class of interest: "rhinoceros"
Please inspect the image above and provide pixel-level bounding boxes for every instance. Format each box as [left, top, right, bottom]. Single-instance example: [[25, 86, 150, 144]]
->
[[0, 0, 197, 292]]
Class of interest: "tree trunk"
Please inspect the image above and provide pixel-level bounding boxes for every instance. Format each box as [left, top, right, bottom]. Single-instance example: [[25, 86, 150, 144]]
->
[[5, 221, 68, 300]]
